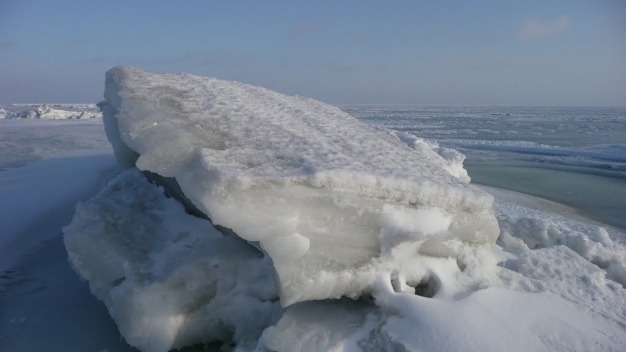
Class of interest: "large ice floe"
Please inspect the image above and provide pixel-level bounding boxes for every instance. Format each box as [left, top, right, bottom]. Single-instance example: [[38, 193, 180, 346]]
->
[[64, 67, 626, 352]]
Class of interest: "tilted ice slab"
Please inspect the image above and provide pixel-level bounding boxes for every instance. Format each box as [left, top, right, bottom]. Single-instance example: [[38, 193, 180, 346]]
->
[[101, 66, 499, 305]]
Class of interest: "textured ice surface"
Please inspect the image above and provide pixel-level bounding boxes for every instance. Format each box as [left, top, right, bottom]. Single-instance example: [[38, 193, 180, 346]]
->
[[485, 185, 626, 287], [101, 66, 499, 305], [63, 170, 282, 352]]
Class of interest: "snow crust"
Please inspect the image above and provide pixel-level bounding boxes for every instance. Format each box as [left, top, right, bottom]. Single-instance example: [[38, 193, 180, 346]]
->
[[100, 66, 499, 305], [63, 169, 282, 352], [488, 188, 626, 288], [0, 104, 101, 119]]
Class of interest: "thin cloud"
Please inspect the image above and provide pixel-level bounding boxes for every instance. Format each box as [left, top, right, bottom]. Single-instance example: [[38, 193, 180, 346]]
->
[[118, 51, 206, 66], [289, 20, 333, 41], [0, 40, 17, 49], [78, 55, 106, 66], [71, 37, 91, 47], [196, 50, 244, 68], [520, 15, 570, 38]]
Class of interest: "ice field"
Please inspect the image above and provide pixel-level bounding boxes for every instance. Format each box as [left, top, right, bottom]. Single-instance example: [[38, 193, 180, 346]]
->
[[1, 68, 625, 351]]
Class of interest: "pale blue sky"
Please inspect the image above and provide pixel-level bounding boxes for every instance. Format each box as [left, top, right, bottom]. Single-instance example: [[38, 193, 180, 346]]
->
[[1, 0, 625, 106]]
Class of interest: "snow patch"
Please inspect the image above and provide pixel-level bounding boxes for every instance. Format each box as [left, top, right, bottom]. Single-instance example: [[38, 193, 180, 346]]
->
[[493, 195, 626, 287]]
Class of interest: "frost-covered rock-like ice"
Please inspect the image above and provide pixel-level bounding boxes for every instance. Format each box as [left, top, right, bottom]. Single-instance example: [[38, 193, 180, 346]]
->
[[101, 66, 499, 305], [63, 170, 282, 352]]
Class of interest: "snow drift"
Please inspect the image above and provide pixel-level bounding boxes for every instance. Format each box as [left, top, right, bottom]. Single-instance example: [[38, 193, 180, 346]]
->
[[98, 66, 498, 306]]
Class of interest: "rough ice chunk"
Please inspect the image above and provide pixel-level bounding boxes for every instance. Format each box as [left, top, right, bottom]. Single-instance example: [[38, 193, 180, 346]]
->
[[101, 66, 499, 305], [63, 169, 282, 352]]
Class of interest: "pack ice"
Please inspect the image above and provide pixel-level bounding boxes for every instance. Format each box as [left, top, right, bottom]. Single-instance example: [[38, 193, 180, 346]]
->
[[64, 66, 501, 351]]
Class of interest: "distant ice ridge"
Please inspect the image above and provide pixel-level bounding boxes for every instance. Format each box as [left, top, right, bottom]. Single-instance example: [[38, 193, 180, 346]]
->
[[0, 104, 102, 119], [100, 66, 499, 307]]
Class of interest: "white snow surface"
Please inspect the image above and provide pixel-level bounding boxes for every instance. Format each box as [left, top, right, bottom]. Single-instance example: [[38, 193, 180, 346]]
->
[[485, 185, 626, 288], [258, 275, 626, 352], [100, 66, 499, 306], [0, 104, 102, 119]]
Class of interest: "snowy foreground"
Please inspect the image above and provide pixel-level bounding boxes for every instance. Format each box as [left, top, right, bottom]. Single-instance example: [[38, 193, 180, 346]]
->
[[60, 67, 626, 351]]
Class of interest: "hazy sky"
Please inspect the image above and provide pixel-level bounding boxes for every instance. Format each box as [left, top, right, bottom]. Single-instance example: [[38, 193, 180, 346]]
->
[[1, 0, 625, 106]]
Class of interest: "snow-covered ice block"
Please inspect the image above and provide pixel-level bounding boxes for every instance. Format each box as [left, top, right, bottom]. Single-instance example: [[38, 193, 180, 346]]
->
[[63, 169, 282, 352], [100, 66, 500, 305]]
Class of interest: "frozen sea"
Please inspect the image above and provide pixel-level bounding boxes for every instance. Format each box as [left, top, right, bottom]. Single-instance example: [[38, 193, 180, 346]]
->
[[345, 106, 626, 230], [1, 101, 626, 351]]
